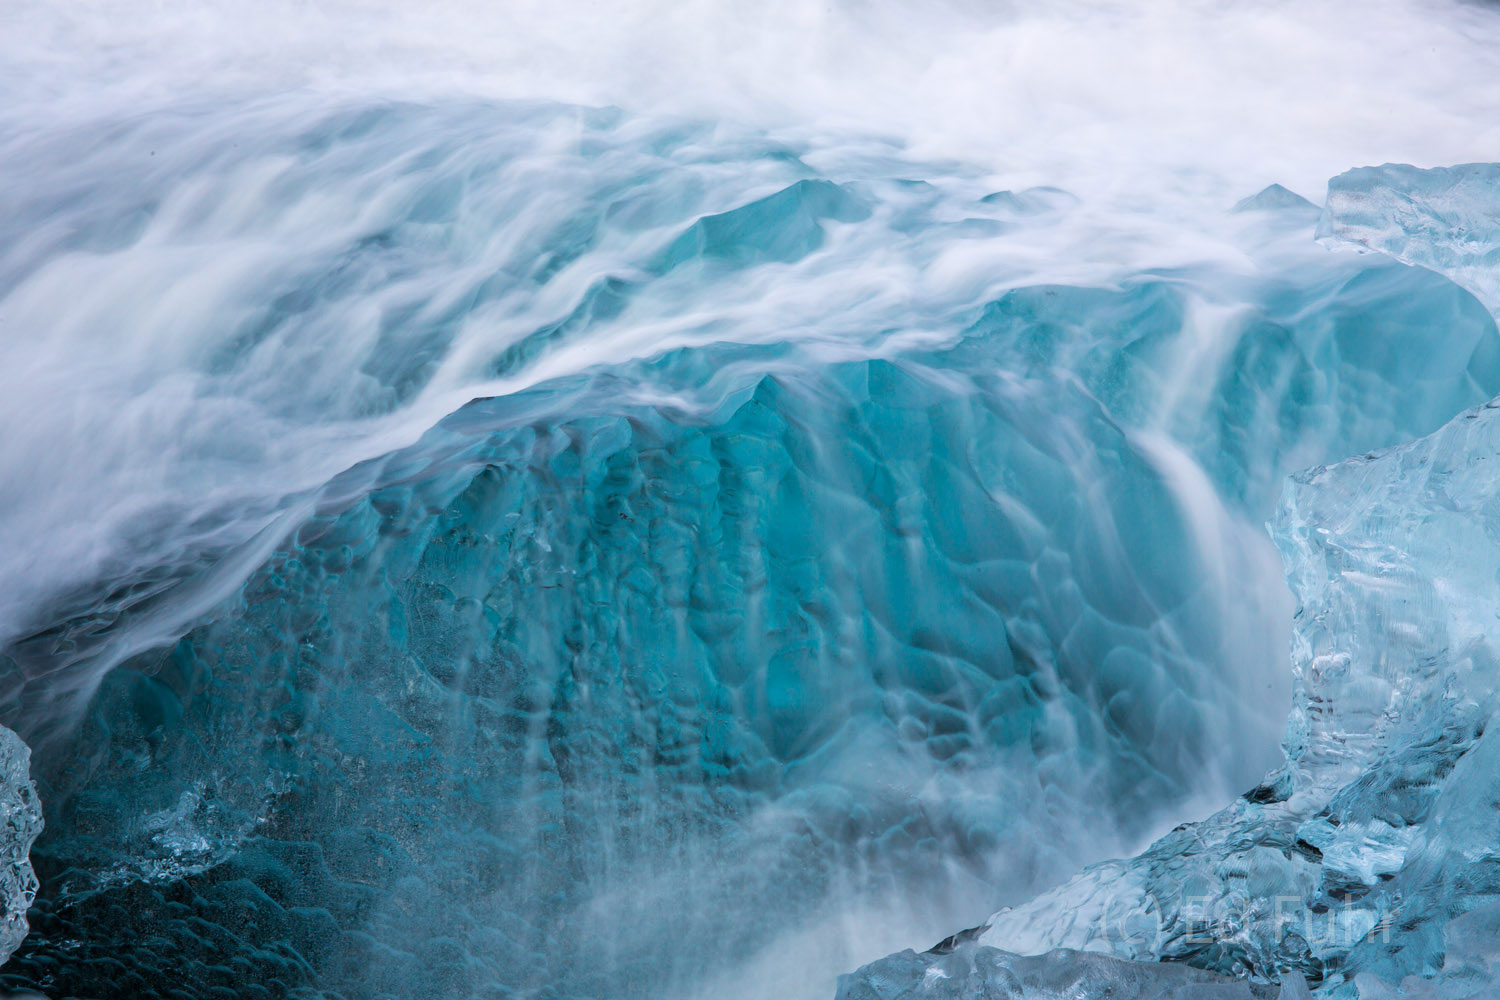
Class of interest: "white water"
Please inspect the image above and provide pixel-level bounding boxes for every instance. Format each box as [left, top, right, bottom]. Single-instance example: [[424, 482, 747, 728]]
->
[[8, 1, 1500, 192]]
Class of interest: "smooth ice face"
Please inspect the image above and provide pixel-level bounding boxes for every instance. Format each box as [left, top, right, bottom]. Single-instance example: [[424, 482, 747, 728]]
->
[[842, 163, 1500, 998]]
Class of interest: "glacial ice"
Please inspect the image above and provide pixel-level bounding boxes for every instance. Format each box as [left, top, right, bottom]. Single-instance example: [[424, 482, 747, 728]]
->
[[11, 347, 1300, 999], [10, 255, 1500, 998], [3, 98, 1500, 1000], [1321, 164, 1500, 317]]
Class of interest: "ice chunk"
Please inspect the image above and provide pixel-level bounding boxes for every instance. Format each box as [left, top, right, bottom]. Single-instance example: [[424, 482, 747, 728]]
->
[[11, 352, 1296, 997], [1320, 163, 1500, 316], [9, 127, 1500, 999], [0, 726, 40, 966], [1234, 184, 1318, 215], [23, 277, 1500, 995], [14, 207, 1500, 997], [836, 940, 1302, 999]]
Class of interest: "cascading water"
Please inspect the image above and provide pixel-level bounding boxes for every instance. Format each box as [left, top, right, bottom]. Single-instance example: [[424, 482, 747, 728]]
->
[[4, 3, 1500, 999]]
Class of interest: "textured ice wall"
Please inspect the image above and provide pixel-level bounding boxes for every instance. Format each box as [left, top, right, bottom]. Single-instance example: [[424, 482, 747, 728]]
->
[[843, 163, 1500, 997], [6, 343, 1293, 999]]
